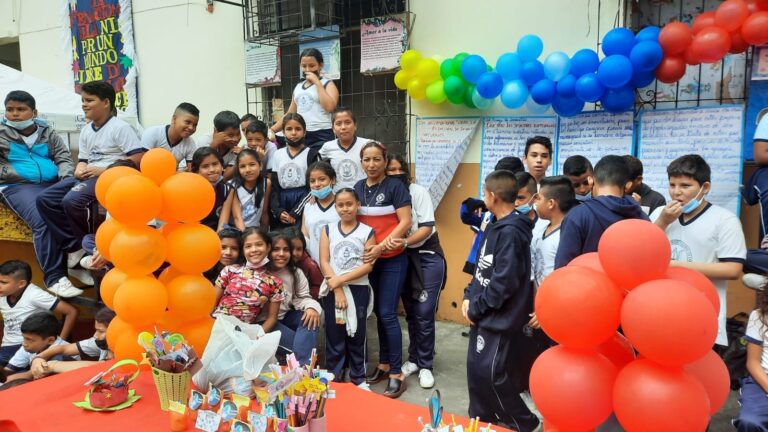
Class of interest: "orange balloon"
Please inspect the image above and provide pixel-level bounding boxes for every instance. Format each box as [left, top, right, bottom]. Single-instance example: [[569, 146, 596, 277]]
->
[[161, 221, 184, 238], [110, 226, 167, 275], [596, 332, 635, 370], [158, 310, 185, 333], [158, 266, 186, 285], [665, 266, 720, 312], [159, 172, 215, 223], [105, 174, 162, 225], [166, 224, 220, 273], [167, 275, 217, 321], [684, 350, 731, 414], [140, 148, 177, 186], [100, 268, 129, 309], [179, 317, 215, 353], [112, 276, 169, 327], [568, 252, 605, 273], [113, 330, 145, 362], [598, 219, 670, 290], [94, 218, 124, 261], [106, 316, 132, 349], [95, 166, 139, 207]]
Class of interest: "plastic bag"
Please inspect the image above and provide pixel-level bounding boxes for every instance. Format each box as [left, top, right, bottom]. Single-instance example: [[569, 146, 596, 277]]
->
[[192, 314, 280, 396]]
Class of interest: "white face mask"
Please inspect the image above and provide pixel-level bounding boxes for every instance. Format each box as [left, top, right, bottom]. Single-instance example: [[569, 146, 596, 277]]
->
[[247, 256, 270, 269], [2, 118, 35, 130]]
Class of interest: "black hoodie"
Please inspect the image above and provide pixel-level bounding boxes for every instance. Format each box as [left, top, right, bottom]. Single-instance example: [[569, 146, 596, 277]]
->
[[554, 195, 649, 269], [463, 211, 534, 333]]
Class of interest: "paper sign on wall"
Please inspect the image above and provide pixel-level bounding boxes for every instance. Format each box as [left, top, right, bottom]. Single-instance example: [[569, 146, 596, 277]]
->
[[245, 43, 281, 86], [360, 15, 407, 74], [415, 117, 480, 207], [556, 111, 634, 174]]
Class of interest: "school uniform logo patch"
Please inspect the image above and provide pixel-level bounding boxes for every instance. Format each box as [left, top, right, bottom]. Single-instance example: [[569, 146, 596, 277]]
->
[[476, 335, 485, 353], [337, 159, 359, 182], [375, 193, 385, 204], [279, 162, 303, 188], [670, 239, 693, 262], [333, 240, 363, 270]]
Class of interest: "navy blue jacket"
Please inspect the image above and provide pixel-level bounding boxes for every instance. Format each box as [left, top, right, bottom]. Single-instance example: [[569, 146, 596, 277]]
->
[[463, 211, 533, 333], [554, 195, 649, 269]]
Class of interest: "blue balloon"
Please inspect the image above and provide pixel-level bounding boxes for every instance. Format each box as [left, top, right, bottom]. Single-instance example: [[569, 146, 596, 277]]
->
[[552, 95, 585, 117], [525, 95, 551, 114], [557, 75, 577, 98], [601, 86, 636, 113], [635, 26, 661, 42], [597, 55, 634, 89], [543, 51, 571, 82], [629, 41, 663, 72], [575, 73, 605, 102], [630, 69, 656, 88], [476, 71, 504, 99], [518, 35, 544, 62], [520, 61, 545, 86], [500, 80, 529, 109], [570, 49, 600, 77], [496, 53, 523, 81], [602, 27, 636, 57], [472, 89, 493, 110], [530, 79, 557, 105], [461, 55, 488, 84]]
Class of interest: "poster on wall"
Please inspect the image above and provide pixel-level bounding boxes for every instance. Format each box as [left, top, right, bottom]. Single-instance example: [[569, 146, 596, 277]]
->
[[298, 26, 340, 80], [752, 46, 768, 81], [360, 15, 407, 74], [66, 0, 139, 116], [245, 43, 281, 86]]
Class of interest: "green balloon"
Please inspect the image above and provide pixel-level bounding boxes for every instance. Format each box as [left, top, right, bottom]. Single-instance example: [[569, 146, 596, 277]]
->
[[447, 92, 464, 104], [426, 81, 447, 104], [443, 75, 466, 98], [464, 84, 477, 108], [453, 53, 469, 76], [440, 59, 456, 80]]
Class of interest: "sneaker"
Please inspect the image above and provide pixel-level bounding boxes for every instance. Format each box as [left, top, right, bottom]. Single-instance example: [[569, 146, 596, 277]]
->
[[356, 382, 371, 391], [67, 249, 86, 269], [402, 361, 419, 377], [79, 255, 105, 271], [742, 273, 768, 291], [68, 268, 94, 286], [48, 277, 83, 298], [418, 369, 435, 389]]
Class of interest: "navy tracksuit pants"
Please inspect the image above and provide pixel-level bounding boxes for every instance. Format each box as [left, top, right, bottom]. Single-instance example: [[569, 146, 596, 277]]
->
[[734, 376, 768, 431], [36, 176, 97, 253], [402, 250, 446, 371], [322, 284, 369, 385], [1, 183, 68, 287], [467, 326, 540, 432]]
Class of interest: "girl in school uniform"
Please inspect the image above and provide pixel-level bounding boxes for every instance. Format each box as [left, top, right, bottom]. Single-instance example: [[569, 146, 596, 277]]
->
[[268, 231, 321, 366], [301, 161, 340, 263], [355, 141, 412, 398], [319, 188, 376, 387], [229, 148, 271, 231], [190, 147, 231, 232], [318, 108, 370, 190], [269, 113, 319, 230], [270, 48, 339, 149], [386, 154, 446, 389]]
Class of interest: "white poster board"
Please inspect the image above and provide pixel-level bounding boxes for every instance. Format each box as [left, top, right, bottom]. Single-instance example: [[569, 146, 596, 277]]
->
[[637, 105, 744, 215], [480, 116, 557, 194], [556, 111, 634, 173], [415, 117, 480, 207], [360, 15, 407, 74], [245, 42, 281, 86]]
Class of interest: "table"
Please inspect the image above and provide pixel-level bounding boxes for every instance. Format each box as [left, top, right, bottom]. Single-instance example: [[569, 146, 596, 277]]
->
[[0, 363, 513, 431]]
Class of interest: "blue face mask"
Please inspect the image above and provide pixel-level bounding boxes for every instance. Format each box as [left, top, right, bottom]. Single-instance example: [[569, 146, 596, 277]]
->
[[575, 191, 592, 202], [681, 188, 706, 214], [310, 185, 333, 200], [2, 118, 35, 130], [516, 195, 537, 215]]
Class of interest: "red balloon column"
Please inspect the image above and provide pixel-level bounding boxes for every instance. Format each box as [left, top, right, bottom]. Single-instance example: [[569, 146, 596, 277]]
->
[[531, 220, 729, 431], [95, 148, 220, 360]]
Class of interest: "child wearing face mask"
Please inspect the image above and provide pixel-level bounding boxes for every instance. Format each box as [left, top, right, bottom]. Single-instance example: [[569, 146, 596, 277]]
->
[[302, 162, 340, 264], [652, 154, 746, 348], [269, 113, 319, 230], [562, 155, 594, 203]]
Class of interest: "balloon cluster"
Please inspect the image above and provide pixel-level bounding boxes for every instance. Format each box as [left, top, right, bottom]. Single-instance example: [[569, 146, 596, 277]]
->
[[396, 0, 768, 116], [531, 220, 729, 431], [95, 149, 221, 361], [657, 0, 768, 83]]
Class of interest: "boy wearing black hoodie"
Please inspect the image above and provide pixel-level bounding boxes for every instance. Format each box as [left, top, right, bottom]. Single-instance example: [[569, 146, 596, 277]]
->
[[554, 155, 649, 269], [462, 170, 541, 432]]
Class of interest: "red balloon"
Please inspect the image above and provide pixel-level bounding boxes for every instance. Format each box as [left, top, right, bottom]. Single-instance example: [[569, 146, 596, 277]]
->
[[684, 350, 731, 414], [655, 55, 687, 83], [690, 26, 732, 63], [658, 22, 693, 55], [747, 0, 768, 13], [693, 11, 717, 34], [683, 45, 701, 65], [730, 30, 751, 53], [716, 0, 751, 32], [568, 252, 605, 273], [535, 266, 623, 348], [614, 359, 710, 431], [596, 332, 635, 370], [664, 266, 720, 313], [621, 280, 718, 366], [531, 346, 617, 431], [598, 220, 670, 290], [742, 11, 768, 45]]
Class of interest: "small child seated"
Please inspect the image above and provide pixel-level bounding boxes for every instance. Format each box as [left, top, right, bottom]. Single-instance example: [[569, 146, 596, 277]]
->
[[4, 312, 69, 382]]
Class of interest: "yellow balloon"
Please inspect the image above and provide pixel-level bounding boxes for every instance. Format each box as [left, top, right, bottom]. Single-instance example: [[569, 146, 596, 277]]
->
[[394, 70, 413, 90], [416, 58, 440, 83], [407, 79, 427, 100], [400, 49, 422, 71]]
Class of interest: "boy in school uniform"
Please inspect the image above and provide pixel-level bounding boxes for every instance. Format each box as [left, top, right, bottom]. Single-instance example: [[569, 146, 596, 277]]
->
[[3, 312, 70, 382], [532, 176, 576, 287], [555, 155, 648, 269], [562, 155, 594, 202], [523, 136, 552, 184], [141, 102, 200, 169], [651, 154, 746, 347], [462, 170, 541, 432], [195, 110, 241, 181], [0, 260, 77, 367], [623, 155, 666, 215]]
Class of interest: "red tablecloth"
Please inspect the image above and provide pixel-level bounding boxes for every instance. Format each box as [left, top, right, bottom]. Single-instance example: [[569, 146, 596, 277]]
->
[[0, 363, 513, 431]]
